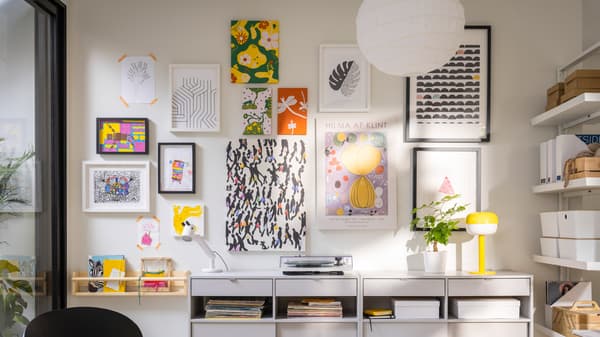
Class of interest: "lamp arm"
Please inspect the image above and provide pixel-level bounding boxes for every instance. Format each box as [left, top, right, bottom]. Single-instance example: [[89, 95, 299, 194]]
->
[[192, 237, 229, 272]]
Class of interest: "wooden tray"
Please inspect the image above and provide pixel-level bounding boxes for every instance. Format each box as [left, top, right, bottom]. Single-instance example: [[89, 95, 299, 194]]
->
[[553, 301, 600, 337]]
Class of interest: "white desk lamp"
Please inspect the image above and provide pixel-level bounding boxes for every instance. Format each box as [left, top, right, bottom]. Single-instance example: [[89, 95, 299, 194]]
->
[[181, 225, 227, 273]]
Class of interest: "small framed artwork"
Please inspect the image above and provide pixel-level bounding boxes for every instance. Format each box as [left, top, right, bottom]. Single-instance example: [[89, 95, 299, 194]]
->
[[158, 143, 196, 194], [82, 161, 150, 213], [405, 26, 491, 143], [412, 147, 480, 231], [319, 44, 370, 112], [96, 118, 149, 154], [170, 64, 220, 132]]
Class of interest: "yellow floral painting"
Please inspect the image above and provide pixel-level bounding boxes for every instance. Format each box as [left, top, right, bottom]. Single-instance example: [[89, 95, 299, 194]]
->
[[231, 20, 279, 84]]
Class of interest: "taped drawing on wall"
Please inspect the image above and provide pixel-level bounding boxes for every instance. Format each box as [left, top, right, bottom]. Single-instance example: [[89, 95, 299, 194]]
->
[[316, 118, 396, 229], [170, 64, 220, 132], [277, 88, 308, 135], [120, 56, 156, 105], [242, 87, 272, 135], [136, 216, 160, 250], [231, 20, 279, 84], [225, 138, 307, 251]]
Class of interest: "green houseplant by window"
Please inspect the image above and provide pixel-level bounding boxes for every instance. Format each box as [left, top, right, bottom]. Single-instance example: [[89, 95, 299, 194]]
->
[[0, 259, 33, 337], [0, 138, 34, 216], [411, 194, 468, 272]]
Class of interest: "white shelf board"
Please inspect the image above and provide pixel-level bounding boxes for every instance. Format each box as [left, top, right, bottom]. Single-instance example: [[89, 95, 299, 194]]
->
[[275, 317, 358, 323], [190, 317, 274, 323], [533, 255, 600, 271], [363, 318, 446, 324], [535, 323, 565, 337], [530, 93, 600, 127], [532, 178, 600, 194]]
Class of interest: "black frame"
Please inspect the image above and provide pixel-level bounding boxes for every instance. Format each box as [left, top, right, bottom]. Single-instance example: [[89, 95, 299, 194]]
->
[[96, 117, 149, 154], [405, 25, 492, 143], [411, 147, 481, 232], [158, 142, 196, 194]]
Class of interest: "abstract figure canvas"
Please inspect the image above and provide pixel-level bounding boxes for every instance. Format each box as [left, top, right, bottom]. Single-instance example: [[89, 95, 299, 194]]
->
[[316, 118, 396, 229], [231, 20, 279, 84], [120, 56, 156, 105], [170, 64, 220, 132], [82, 161, 150, 213], [319, 45, 370, 112], [96, 118, 148, 154], [225, 139, 307, 251], [277, 88, 308, 135], [242, 88, 272, 135]]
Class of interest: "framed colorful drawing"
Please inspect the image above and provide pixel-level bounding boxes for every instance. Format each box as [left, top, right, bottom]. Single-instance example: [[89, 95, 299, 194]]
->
[[158, 143, 196, 194], [96, 118, 149, 154], [411, 147, 480, 231], [82, 161, 150, 213], [231, 20, 279, 84], [242, 87, 272, 135], [170, 64, 220, 132], [405, 26, 492, 142], [277, 88, 308, 135], [319, 45, 370, 112]]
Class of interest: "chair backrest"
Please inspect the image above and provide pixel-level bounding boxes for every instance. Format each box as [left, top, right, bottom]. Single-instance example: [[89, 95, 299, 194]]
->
[[23, 306, 143, 337]]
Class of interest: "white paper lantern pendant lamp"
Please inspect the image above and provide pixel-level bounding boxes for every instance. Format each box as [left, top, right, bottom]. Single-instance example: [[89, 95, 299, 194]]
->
[[356, 0, 466, 77]]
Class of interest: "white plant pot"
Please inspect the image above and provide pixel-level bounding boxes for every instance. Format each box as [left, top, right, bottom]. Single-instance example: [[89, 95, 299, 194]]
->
[[423, 251, 447, 273]]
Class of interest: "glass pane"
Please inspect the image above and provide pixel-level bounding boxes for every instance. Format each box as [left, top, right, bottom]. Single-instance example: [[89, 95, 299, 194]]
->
[[0, 0, 37, 336]]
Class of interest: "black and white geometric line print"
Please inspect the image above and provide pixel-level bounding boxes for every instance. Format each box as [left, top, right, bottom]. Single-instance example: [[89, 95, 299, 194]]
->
[[172, 77, 217, 130]]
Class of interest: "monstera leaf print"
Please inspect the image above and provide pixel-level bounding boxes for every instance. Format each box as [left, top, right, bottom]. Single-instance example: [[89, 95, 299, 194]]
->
[[329, 60, 360, 97]]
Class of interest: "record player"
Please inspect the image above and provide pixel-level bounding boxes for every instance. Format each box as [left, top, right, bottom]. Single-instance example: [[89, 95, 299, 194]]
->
[[280, 256, 353, 275]]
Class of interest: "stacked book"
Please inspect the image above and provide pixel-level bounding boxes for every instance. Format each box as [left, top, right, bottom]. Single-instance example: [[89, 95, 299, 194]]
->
[[204, 299, 265, 319], [287, 298, 343, 318]]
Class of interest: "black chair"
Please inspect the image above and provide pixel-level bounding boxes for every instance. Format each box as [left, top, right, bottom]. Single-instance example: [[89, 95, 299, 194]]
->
[[24, 307, 143, 337]]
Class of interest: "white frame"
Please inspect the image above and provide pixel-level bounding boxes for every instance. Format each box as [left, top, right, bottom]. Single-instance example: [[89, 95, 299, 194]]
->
[[82, 161, 150, 213], [169, 64, 221, 132], [319, 44, 371, 113], [315, 117, 397, 230]]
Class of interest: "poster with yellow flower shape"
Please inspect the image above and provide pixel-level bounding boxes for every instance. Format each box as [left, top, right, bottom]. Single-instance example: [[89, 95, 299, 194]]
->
[[231, 20, 279, 84]]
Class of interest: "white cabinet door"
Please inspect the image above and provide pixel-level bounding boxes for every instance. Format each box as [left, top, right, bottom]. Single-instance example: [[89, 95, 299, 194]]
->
[[364, 322, 447, 337], [277, 323, 357, 337], [275, 279, 357, 297], [191, 278, 273, 296], [363, 279, 445, 297], [448, 278, 530, 296], [447, 323, 528, 337], [192, 323, 275, 337]]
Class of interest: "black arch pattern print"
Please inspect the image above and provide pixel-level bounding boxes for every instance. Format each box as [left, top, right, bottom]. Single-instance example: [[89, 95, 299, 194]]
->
[[415, 44, 482, 125], [225, 139, 307, 251], [172, 77, 217, 130]]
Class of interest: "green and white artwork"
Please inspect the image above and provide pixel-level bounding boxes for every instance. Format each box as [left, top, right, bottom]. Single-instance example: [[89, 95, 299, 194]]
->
[[242, 87, 272, 135]]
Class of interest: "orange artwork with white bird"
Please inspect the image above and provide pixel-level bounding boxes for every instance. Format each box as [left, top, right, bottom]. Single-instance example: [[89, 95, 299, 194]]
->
[[277, 88, 308, 135]]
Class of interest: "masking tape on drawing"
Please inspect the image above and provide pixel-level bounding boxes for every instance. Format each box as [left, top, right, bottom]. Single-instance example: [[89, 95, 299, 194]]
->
[[119, 96, 129, 108], [150, 98, 158, 105], [148, 53, 157, 62], [117, 54, 127, 63]]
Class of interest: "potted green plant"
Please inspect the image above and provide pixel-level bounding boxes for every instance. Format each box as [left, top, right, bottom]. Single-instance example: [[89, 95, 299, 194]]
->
[[0, 138, 34, 216], [0, 259, 33, 337], [411, 194, 468, 273]]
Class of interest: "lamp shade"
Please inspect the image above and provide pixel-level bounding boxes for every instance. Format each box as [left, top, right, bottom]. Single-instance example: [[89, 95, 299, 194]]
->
[[466, 212, 498, 236], [356, 0, 465, 76]]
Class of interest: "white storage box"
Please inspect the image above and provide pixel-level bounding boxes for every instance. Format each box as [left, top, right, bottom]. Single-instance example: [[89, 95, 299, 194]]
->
[[558, 238, 600, 261], [540, 212, 559, 237], [392, 299, 440, 319], [558, 211, 600, 239], [449, 298, 520, 319], [540, 238, 559, 257]]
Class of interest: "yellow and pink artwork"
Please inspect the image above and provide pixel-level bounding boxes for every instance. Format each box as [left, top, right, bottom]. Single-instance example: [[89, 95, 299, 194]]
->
[[231, 20, 279, 84], [96, 118, 148, 154]]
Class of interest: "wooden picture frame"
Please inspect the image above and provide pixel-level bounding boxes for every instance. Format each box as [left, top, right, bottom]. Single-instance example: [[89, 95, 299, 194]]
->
[[158, 143, 196, 194], [96, 117, 149, 154], [405, 26, 492, 143], [411, 147, 481, 231]]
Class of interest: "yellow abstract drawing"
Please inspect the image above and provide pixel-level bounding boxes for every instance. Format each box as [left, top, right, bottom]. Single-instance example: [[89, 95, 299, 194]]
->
[[172, 204, 204, 236], [103, 258, 126, 292]]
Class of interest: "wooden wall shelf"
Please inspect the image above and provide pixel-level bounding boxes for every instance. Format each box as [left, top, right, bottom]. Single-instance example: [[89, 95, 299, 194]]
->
[[71, 270, 189, 297]]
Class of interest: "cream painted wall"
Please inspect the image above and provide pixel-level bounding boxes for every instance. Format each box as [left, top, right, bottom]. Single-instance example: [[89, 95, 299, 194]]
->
[[67, 0, 582, 336]]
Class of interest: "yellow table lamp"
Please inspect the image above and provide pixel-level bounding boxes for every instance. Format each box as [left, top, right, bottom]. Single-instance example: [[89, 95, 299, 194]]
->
[[466, 212, 498, 275]]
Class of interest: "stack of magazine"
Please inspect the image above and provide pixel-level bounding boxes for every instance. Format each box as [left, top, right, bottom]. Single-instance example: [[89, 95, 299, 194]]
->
[[287, 298, 343, 318], [204, 299, 265, 319]]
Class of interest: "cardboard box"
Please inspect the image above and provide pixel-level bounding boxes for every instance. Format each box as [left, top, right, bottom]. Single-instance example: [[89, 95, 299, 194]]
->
[[546, 82, 565, 111], [554, 135, 588, 182], [558, 211, 600, 239], [553, 301, 600, 337], [565, 70, 600, 91], [540, 238, 559, 257], [392, 299, 439, 319], [449, 298, 520, 319], [540, 212, 559, 237]]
